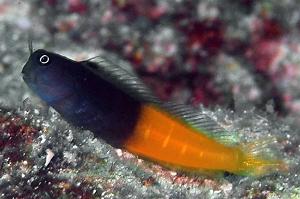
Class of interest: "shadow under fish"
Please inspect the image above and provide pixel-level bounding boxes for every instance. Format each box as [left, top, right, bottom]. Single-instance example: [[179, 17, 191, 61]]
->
[[21, 49, 285, 176]]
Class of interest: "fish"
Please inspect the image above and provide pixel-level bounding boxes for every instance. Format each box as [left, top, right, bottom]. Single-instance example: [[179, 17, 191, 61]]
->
[[21, 49, 285, 176]]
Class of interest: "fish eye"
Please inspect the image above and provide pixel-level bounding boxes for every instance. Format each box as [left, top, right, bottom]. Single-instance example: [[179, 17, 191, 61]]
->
[[39, 54, 50, 65]]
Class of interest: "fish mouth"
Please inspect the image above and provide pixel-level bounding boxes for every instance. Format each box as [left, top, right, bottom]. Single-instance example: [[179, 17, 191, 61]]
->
[[22, 73, 30, 81], [21, 67, 30, 80], [22, 71, 36, 84], [21, 62, 34, 82]]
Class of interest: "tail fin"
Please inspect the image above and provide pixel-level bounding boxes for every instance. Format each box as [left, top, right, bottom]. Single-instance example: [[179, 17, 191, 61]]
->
[[235, 138, 287, 176], [237, 154, 287, 176]]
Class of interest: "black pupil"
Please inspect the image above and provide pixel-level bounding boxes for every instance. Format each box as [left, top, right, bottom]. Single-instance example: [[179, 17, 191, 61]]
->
[[41, 55, 48, 63]]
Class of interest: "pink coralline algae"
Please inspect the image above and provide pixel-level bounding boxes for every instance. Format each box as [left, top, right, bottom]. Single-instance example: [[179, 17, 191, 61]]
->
[[68, 0, 88, 14], [111, 0, 168, 21], [183, 19, 225, 60], [0, 114, 37, 163], [246, 18, 284, 73]]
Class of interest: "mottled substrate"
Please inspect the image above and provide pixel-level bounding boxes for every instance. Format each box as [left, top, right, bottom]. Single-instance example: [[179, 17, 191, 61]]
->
[[0, 99, 299, 199]]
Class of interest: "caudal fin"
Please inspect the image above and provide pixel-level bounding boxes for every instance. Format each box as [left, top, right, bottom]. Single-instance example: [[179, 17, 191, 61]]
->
[[237, 154, 287, 176], [235, 139, 287, 176]]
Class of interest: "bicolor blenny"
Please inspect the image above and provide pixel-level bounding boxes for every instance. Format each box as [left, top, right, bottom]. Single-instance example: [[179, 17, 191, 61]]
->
[[22, 49, 285, 176]]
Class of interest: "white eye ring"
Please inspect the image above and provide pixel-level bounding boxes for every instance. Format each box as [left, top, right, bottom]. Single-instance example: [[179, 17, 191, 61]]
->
[[39, 54, 50, 65]]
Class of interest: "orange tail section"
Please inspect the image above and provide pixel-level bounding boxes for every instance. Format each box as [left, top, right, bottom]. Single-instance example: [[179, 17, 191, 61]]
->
[[123, 104, 243, 173]]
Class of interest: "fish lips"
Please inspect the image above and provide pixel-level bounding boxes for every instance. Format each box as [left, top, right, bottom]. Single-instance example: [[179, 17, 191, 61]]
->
[[22, 64, 36, 84]]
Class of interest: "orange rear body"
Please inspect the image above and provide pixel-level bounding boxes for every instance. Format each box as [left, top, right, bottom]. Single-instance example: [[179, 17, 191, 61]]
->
[[123, 104, 245, 173]]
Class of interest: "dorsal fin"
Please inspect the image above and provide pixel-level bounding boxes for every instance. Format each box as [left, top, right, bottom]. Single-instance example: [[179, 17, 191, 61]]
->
[[81, 57, 160, 104], [161, 102, 239, 145]]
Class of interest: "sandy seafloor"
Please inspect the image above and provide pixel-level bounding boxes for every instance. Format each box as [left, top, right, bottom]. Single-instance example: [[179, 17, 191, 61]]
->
[[1, 0, 300, 198]]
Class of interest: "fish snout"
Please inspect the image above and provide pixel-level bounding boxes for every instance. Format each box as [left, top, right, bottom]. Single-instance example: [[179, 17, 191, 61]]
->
[[21, 62, 35, 83]]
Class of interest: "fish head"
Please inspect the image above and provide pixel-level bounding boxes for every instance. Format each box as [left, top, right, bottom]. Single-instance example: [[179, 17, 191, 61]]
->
[[22, 49, 77, 104]]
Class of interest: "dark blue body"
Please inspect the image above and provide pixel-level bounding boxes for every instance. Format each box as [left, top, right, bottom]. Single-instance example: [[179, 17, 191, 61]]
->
[[53, 62, 141, 146], [22, 50, 141, 147]]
